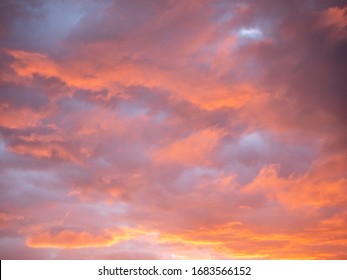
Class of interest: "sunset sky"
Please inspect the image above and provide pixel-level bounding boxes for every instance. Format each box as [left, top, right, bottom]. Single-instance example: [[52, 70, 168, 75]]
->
[[1, 0, 347, 259]]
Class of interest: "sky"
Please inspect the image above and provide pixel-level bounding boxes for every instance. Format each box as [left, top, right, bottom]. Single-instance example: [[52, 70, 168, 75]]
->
[[0, 0, 347, 260]]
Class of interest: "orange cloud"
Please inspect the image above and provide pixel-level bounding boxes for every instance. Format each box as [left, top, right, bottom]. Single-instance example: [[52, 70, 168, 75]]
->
[[243, 164, 347, 209], [8, 143, 80, 162], [26, 229, 132, 249], [5, 48, 260, 111], [152, 127, 225, 166], [6, 50, 59, 78], [317, 5, 347, 38], [0, 104, 46, 129], [1, 0, 347, 261], [0, 212, 24, 230], [154, 218, 347, 259]]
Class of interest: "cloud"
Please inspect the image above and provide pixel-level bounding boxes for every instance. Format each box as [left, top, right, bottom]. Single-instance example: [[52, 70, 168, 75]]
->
[[0, 212, 24, 230], [317, 5, 347, 38], [243, 164, 347, 208], [0, 0, 346, 260], [26, 229, 132, 249], [152, 127, 226, 166]]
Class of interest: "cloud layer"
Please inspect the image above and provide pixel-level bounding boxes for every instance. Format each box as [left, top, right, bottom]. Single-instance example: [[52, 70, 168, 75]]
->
[[0, 0, 346, 259]]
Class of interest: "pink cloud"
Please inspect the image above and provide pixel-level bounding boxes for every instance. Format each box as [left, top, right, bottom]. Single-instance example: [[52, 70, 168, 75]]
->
[[152, 127, 225, 166], [0, 0, 346, 260]]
